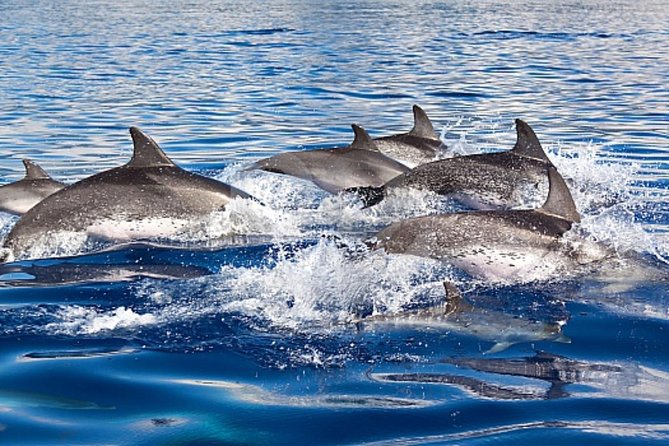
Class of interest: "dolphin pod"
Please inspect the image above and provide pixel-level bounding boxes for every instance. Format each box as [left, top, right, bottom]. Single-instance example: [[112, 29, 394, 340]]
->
[[0, 106, 638, 351], [350, 119, 553, 209], [1, 127, 254, 262]]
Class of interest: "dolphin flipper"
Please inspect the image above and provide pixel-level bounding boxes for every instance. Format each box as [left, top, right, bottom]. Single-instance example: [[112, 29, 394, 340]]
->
[[22, 160, 52, 180], [408, 105, 437, 139], [511, 119, 552, 164]]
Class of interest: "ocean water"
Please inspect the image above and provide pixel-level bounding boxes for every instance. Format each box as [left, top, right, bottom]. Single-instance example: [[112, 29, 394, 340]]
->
[[1, 0, 668, 444]]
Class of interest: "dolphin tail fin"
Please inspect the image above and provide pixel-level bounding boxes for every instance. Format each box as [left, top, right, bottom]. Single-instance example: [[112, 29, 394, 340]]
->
[[128, 127, 176, 168], [350, 124, 381, 152], [511, 119, 552, 164], [22, 160, 52, 180], [540, 166, 581, 223], [346, 185, 386, 208], [408, 105, 437, 139]]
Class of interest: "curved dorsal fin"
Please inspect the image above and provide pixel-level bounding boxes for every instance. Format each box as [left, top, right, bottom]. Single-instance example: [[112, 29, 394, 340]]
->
[[539, 166, 581, 223], [350, 124, 380, 152], [22, 159, 51, 180], [511, 119, 552, 164], [127, 127, 175, 168], [408, 104, 437, 139]]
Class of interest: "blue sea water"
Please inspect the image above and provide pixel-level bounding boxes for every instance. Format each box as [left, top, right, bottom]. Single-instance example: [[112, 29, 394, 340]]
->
[[1, 0, 669, 444]]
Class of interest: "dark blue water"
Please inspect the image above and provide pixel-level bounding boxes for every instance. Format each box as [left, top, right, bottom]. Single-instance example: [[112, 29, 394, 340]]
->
[[1, 0, 669, 444]]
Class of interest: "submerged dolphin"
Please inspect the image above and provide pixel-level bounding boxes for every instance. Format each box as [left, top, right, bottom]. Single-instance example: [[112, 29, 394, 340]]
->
[[356, 282, 570, 354], [351, 119, 553, 209], [442, 352, 669, 402], [254, 124, 410, 193], [0, 160, 66, 215], [373, 165, 589, 283], [1, 128, 254, 262], [372, 105, 445, 167]]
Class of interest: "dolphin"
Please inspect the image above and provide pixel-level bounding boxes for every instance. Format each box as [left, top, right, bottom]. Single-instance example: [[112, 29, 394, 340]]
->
[[1, 127, 254, 262], [371, 372, 546, 400], [371, 105, 446, 167], [350, 119, 553, 209], [356, 282, 570, 354], [0, 160, 66, 215], [372, 165, 590, 283], [253, 124, 410, 193], [374, 352, 669, 402], [0, 262, 211, 286], [442, 352, 669, 402]]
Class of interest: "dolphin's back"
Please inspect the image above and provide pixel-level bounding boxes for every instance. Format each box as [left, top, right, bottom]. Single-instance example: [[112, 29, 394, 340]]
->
[[373, 134, 444, 168], [376, 210, 567, 257], [256, 147, 409, 193], [379, 150, 551, 211]]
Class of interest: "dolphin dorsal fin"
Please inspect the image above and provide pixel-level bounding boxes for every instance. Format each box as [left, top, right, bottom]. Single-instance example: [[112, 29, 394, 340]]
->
[[128, 127, 175, 168], [408, 105, 437, 139], [350, 124, 380, 152], [540, 166, 581, 223], [22, 159, 51, 180], [511, 119, 552, 164]]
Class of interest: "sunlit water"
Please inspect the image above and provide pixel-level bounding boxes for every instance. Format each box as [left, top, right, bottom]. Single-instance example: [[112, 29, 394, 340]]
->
[[1, 0, 668, 444]]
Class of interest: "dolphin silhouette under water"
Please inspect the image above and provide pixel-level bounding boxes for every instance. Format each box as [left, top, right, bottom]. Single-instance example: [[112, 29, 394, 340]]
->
[[0, 160, 66, 215], [372, 165, 592, 283], [1, 128, 254, 262], [351, 119, 554, 210], [254, 124, 410, 193], [356, 282, 570, 354]]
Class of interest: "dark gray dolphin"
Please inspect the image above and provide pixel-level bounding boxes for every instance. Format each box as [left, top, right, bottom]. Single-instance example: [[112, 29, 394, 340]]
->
[[0, 160, 66, 215], [1, 128, 254, 261], [372, 105, 446, 167], [254, 124, 410, 193], [351, 119, 553, 209], [373, 166, 587, 283]]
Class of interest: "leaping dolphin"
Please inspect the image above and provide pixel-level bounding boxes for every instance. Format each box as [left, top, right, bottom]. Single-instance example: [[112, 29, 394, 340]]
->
[[0, 160, 66, 215], [372, 105, 445, 167], [254, 124, 410, 193], [1, 128, 254, 262], [351, 119, 553, 209], [372, 165, 588, 283]]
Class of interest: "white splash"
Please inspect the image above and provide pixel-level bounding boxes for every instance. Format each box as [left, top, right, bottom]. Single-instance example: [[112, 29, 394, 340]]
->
[[46, 306, 157, 335]]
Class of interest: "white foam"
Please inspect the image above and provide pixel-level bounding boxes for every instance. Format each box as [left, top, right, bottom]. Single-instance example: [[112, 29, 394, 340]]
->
[[129, 240, 455, 333], [46, 306, 157, 335]]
